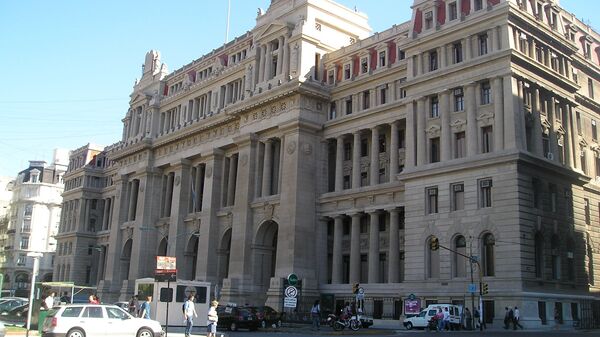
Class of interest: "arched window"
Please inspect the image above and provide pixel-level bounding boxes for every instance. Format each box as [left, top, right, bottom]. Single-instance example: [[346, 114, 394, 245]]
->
[[426, 236, 440, 279], [454, 235, 467, 278], [15, 273, 29, 289], [481, 233, 495, 276], [534, 232, 544, 278], [551, 234, 560, 280]]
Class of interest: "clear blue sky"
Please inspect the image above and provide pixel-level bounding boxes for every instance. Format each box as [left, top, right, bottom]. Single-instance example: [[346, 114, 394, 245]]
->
[[0, 0, 595, 177]]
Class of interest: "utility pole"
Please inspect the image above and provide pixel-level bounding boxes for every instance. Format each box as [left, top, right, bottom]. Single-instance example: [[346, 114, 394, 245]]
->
[[469, 238, 475, 330]]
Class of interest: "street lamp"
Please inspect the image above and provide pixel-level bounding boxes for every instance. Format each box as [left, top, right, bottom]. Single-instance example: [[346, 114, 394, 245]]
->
[[26, 251, 43, 337]]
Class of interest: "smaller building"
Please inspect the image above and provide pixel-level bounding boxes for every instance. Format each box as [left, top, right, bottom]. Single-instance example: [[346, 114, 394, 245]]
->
[[0, 150, 67, 297]]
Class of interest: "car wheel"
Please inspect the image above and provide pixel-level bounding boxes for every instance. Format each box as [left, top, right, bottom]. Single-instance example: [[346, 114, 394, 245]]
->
[[230, 322, 237, 331], [261, 320, 267, 329], [67, 328, 85, 337], [406, 322, 413, 330], [137, 328, 153, 337]]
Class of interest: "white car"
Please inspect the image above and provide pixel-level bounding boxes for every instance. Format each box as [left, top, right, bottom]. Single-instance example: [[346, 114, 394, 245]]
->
[[0, 321, 5, 337], [42, 304, 164, 337], [403, 304, 462, 330]]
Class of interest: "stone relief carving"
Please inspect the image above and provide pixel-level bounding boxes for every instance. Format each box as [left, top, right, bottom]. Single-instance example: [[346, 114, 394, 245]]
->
[[240, 153, 248, 166], [301, 143, 312, 155], [286, 140, 297, 154], [476, 111, 495, 126], [175, 175, 180, 186], [425, 124, 441, 138], [206, 166, 213, 178]]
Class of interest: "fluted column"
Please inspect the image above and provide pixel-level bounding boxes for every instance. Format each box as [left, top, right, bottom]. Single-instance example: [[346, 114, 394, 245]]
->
[[531, 87, 543, 156], [492, 77, 505, 151], [276, 36, 284, 76], [570, 103, 580, 170], [370, 127, 380, 185], [258, 45, 266, 83], [281, 36, 289, 78], [547, 93, 558, 162], [389, 122, 399, 178], [405, 102, 416, 169], [388, 209, 400, 283], [416, 99, 426, 166], [165, 173, 174, 217], [264, 42, 273, 81], [440, 90, 451, 161], [563, 102, 574, 168], [368, 211, 380, 283], [350, 213, 361, 283], [332, 216, 344, 284], [335, 136, 344, 191], [352, 131, 361, 188], [262, 139, 273, 196], [466, 83, 478, 156]]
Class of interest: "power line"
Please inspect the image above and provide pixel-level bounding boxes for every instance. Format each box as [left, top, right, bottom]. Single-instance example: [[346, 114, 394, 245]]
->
[[0, 98, 126, 104]]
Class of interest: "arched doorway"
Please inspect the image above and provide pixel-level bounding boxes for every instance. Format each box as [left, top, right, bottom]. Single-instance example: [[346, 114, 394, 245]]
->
[[253, 221, 278, 292], [217, 229, 232, 284], [184, 235, 199, 280], [120, 239, 133, 281]]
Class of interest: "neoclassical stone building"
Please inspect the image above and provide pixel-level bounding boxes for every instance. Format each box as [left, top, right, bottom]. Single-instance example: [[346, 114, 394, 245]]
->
[[55, 0, 600, 328]]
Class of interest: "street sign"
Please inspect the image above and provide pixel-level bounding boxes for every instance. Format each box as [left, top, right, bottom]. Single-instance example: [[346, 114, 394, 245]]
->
[[284, 297, 297, 308], [155, 256, 177, 282], [284, 286, 298, 298], [287, 273, 298, 286], [468, 283, 477, 293], [408, 293, 416, 301]]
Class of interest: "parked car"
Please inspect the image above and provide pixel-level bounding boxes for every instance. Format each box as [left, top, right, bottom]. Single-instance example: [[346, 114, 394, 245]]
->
[[216, 306, 259, 331], [0, 321, 5, 337], [114, 302, 129, 310], [403, 304, 462, 330], [41, 304, 164, 337], [0, 304, 28, 327], [247, 306, 283, 328], [0, 299, 28, 314]]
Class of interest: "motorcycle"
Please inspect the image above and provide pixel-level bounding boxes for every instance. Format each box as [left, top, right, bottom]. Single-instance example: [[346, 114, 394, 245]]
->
[[326, 313, 361, 331]]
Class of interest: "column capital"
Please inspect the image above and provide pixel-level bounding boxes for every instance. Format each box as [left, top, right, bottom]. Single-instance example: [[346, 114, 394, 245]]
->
[[389, 120, 400, 127], [348, 212, 363, 219], [385, 207, 401, 214], [233, 132, 258, 146], [203, 148, 225, 160]]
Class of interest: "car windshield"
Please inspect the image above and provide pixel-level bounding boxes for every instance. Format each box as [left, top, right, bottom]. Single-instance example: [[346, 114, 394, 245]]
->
[[107, 307, 130, 319], [418, 311, 426, 317], [61, 307, 83, 317]]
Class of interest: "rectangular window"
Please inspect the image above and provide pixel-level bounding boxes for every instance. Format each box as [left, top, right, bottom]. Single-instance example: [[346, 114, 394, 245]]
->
[[343, 142, 352, 161], [532, 178, 542, 209], [451, 183, 465, 211], [328, 70, 334, 84], [479, 179, 493, 208], [379, 134, 386, 153], [20, 237, 29, 250], [344, 64, 351, 79], [576, 112, 582, 135], [360, 172, 368, 187], [398, 49, 406, 60], [343, 175, 351, 189], [474, 0, 483, 11], [479, 33, 488, 56], [361, 57, 368, 73], [379, 51, 386, 67], [455, 132, 466, 158], [482, 126, 493, 153], [589, 79, 595, 100], [454, 88, 464, 111], [453, 42, 463, 63], [430, 96, 439, 118], [549, 184, 557, 212], [584, 198, 590, 224], [481, 81, 491, 104], [361, 138, 368, 157], [430, 137, 440, 163], [329, 102, 336, 120], [581, 146, 587, 174], [425, 11, 433, 30], [593, 120, 597, 140], [449, 2, 458, 21], [378, 168, 386, 183], [429, 51, 438, 71], [363, 91, 370, 110], [380, 87, 387, 105], [346, 98, 353, 115], [426, 187, 439, 214]]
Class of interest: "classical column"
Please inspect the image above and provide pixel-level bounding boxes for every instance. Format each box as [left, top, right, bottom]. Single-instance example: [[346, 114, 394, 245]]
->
[[331, 216, 344, 284], [335, 136, 344, 191], [440, 90, 451, 161], [349, 213, 361, 283], [317, 218, 329, 284], [563, 102, 574, 168], [465, 36, 472, 60], [258, 45, 266, 83], [405, 101, 416, 169], [492, 77, 505, 151], [389, 122, 399, 178], [440, 45, 447, 68], [368, 211, 380, 283], [264, 42, 273, 81], [352, 131, 361, 188], [489, 27, 497, 53], [547, 93, 558, 162], [416, 99, 426, 166], [466, 83, 478, 156], [531, 87, 543, 156], [165, 172, 174, 217], [281, 36, 289, 78], [226, 155, 238, 206], [388, 209, 400, 283], [128, 179, 139, 221], [370, 127, 380, 185], [262, 139, 273, 197], [503, 75, 518, 149], [276, 36, 284, 76]]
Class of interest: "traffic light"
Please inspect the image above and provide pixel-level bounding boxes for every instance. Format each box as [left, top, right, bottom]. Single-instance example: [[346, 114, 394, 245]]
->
[[352, 283, 359, 294], [481, 283, 489, 295], [430, 237, 439, 251]]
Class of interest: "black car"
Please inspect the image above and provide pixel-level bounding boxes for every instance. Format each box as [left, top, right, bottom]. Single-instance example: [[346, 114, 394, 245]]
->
[[216, 306, 259, 331], [247, 306, 284, 328], [0, 304, 28, 327]]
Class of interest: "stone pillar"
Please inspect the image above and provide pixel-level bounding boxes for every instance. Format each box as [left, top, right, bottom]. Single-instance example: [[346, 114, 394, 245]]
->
[[258, 45, 266, 83], [465, 36, 472, 60], [335, 136, 344, 191], [405, 101, 416, 169], [389, 122, 399, 178], [368, 211, 380, 283], [440, 45, 447, 69], [264, 42, 273, 81], [563, 102, 574, 168], [316, 218, 329, 285], [165, 172, 174, 217], [440, 90, 451, 161], [332, 216, 344, 284], [350, 213, 361, 283], [226, 155, 238, 206], [466, 83, 478, 156], [388, 209, 400, 283], [352, 131, 361, 189], [276, 36, 284, 76], [370, 127, 380, 185], [491, 77, 504, 152], [489, 27, 497, 53], [531, 87, 543, 156], [282, 36, 289, 79], [262, 139, 273, 196], [547, 93, 558, 162], [503, 75, 526, 150], [127, 180, 139, 221], [416, 99, 426, 166]]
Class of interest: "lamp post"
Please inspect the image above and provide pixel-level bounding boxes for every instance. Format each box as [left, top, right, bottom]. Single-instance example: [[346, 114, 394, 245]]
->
[[26, 251, 43, 337]]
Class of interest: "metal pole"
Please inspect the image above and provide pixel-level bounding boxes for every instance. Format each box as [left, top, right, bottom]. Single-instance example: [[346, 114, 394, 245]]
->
[[26, 255, 40, 337], [165, 278, 169, 337], [469, 240, 475, 330], [225, 0, 231, 43]]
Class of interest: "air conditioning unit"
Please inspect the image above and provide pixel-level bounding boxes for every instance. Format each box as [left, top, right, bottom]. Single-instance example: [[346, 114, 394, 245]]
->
[[546, 152, 554, 160], [481, 180, 492, 188], [453, 184, 464, 192]]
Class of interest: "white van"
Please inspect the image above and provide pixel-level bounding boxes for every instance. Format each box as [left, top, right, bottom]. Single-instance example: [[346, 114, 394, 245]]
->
[[403, 304, 462, 330]]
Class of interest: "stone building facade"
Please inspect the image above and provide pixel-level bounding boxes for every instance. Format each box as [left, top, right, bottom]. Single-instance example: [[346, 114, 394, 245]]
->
[[56, 0, 600, 328]]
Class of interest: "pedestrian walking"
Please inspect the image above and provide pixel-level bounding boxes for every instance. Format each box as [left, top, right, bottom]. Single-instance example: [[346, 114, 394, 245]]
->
[[207, 300, 219, 337], [141, 296, 152, 319], [513, 306, 523, 330], [554, 307, 561, 330], [183, 295, 197, 337], [464, 308, 472, 330], [311, 300, 321, 330], [504, 307, 510, 329], [442, 307, 450, 331], [435, 307, 444, 331], [128, 295, 139, 317]]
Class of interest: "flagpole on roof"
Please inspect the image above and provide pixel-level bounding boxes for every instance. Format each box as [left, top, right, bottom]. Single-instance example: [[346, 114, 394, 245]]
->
[[225, 0, 231, 43]]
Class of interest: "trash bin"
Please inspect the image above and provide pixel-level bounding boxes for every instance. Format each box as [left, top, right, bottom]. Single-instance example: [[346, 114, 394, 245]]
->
[[39, 309, 49, 334]]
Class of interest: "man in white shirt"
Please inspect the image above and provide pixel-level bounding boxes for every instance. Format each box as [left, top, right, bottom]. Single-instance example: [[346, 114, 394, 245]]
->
[[44, 292, 55, 309], [183, 295, 197, 337], [513, 306, 523, 330]]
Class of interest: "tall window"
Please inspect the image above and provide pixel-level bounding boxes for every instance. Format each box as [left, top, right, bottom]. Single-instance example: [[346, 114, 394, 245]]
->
[[534, 232, 544, 278], [363, 91, 370, 110], [449, 2, 458, 21], [430, 137, 440, 163], [482, 126, 493, 153], [481, 81, 491, 104], [454, 88, 464, 111], [454, 235, 467, 277], [551, 235, 560, 280], [361, 57, 368, 74], [474, 0, 483, 10], [425, 11, 433, 30], [344, 64, 351, 80], [451, 183, 464, 211], [588, 79, 595, 100], [593, 120, 598, 140], [426, 187, 439, 214], [584, 198, 590, 224], [481, 233, 495, 276], [379, 51, 386, 67], [455, 132, 466, 158], [566, 237, 575, 281], [478, 33, 488, 55], [430, 96, 439, 118], [329, 102, 336, 120], [453, 42, 463, 63], [479, 179, 492, 208], [346, 98, 353, 115], [427, 236, 440, 278], [429, 50, 438, 71], [581, 146, 587, 174], [576, 111, 582, 134]]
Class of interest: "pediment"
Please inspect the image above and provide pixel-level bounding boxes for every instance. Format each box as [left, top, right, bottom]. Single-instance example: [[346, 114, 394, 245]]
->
[[255, 21, 290, 41]]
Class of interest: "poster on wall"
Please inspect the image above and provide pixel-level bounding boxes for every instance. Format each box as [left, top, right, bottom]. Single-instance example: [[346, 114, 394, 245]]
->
[[404, 298, 421, 315]]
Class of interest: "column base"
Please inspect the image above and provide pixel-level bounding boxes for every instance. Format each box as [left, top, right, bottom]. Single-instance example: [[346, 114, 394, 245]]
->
[[118, 279, 136, 302]]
